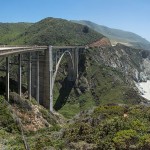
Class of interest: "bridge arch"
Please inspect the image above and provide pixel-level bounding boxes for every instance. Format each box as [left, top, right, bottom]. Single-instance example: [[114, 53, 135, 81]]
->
[[52, 50, 75, 88]]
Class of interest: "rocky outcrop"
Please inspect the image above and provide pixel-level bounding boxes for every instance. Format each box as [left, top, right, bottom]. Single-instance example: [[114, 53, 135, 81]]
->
[[141, 58, 150, 80], [91, 44, 150, 83], [78, 76, 90, 93], [89, 37, 111, 47]]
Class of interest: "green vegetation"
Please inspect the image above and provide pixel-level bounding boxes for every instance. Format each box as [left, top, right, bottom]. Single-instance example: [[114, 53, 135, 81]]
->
[[0, 95, 19, 133], [0, 22, 32, 45], [0, 95, 24, 149], [0, 17, 104, 46], [20, 17, 103, 46], [64, 105, 150, 149], [1, 93, 150, 149]]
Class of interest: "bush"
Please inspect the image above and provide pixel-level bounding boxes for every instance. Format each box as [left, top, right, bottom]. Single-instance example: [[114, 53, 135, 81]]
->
[[113, 129, 138, 149]]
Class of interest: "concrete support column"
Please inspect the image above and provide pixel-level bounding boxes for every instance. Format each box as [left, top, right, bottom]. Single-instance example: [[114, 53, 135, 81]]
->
[[6, 57, 9, 101], [36, 52, 39, 103], [67, 49, 74, 81], [68, 48, 78, 81], [18, 54, 22, 96], [28, 52, 31, 100], [55, 51, 58, 71], [49, 46, 53, 112], [58, 50, 61, 61], [39, 46, 53, 112], [74, 48, 79, 79]]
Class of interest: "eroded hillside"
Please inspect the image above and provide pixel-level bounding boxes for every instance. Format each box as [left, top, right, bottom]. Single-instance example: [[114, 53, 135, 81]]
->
[[0, 93, 65, 149]]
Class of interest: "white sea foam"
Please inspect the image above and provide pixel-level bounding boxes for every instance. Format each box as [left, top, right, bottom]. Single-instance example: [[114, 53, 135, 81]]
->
[[136, 80, 150, 100]]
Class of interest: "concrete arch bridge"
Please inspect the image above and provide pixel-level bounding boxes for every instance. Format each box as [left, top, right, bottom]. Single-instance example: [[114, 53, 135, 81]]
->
[[0, 45, 85, 111]]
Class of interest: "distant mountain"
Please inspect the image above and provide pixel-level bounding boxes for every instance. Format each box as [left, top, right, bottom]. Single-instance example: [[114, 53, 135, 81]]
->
[[72, 20, 150, 50], [0, 17, 104, 46]]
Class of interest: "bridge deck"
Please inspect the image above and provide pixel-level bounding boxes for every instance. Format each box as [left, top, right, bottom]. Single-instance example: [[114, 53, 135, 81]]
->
[[0, 45, 85, 56], [0, 46, 48, 56]]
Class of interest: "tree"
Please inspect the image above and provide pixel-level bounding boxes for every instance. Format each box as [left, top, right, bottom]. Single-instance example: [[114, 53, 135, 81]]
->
[[82, 26, 89, 33]]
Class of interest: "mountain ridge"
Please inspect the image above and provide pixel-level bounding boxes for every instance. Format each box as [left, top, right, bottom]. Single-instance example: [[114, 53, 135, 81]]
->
[[0, 17, 104, 46], [72, 20, 150, 50], [0, 22, 32, 45]]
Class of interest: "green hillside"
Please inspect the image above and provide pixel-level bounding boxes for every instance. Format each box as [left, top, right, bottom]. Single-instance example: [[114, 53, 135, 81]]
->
[[9, 17, 104, 46], [64, 104, 150, 149], [1, 93, 150, 149], [0, 22, 32, 45], [73, 20, 150, 50]]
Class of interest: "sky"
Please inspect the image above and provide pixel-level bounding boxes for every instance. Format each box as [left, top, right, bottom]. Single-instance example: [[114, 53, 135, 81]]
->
[[0, 0, 150, 41]]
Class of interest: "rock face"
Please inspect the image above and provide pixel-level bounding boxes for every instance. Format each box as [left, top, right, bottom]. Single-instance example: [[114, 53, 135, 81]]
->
[[91, 43, 150, 83], [89, 37, 111, 47], [142, 58, 150, 80], [77, 43, 150, 104], [78, 76, 90, 93]]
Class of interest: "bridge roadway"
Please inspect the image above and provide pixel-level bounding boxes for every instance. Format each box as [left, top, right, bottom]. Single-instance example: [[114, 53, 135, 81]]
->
[[0, 46, 47, 56], [0, 45, 85, 112], [0, 45, 84, 56]]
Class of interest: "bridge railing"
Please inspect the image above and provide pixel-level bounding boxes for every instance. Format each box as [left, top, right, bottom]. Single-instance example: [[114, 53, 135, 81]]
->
[[52, 46, 85, 49], [0, 45, 47, 47], [0, 46, 48, 56], [0, 45, 86, 56]]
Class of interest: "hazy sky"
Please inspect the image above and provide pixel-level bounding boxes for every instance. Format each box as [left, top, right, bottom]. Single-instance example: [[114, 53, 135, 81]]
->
[[0, 0, 150, 41]]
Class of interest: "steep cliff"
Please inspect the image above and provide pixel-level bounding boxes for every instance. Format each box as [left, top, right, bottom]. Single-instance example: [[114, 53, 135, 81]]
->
[[92, 43, 150, 82], [53, 43, 149, 118]]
